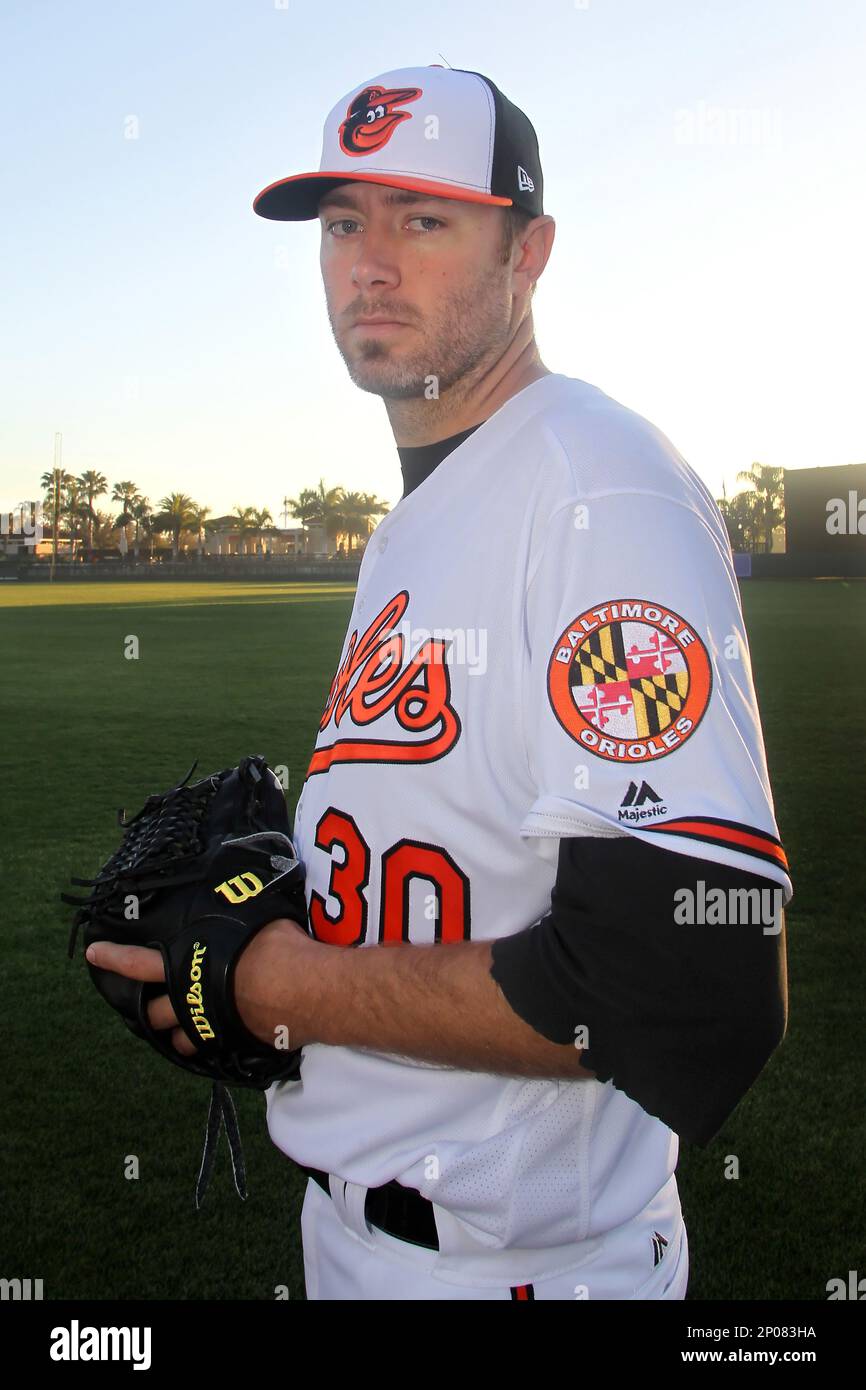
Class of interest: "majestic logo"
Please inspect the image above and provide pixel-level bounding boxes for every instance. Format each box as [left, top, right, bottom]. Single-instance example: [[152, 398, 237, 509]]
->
[[547, 600, 712, 763], [619, 780, 667, 821], [308, 591, 461, 776], [339, 85, 422, 156], [186, 942, 214, 1041], [214, 871, 264, 905], [651, 1231, 669, 1267]]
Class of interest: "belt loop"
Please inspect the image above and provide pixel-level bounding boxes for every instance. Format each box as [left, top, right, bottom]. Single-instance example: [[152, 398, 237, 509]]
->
[[332, 1177, 377, 1249]]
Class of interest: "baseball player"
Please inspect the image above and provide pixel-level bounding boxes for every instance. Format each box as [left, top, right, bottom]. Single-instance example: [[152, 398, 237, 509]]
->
[[90, 64, 792, 1300]]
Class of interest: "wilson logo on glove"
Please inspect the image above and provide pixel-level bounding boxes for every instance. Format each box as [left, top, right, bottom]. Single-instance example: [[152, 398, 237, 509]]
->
[[214, 871, 265, 904], [186, 942, 215, 1040]]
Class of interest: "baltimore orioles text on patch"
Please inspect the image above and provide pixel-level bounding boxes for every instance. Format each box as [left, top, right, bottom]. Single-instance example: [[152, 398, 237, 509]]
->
[[547, 600, 712, 762]]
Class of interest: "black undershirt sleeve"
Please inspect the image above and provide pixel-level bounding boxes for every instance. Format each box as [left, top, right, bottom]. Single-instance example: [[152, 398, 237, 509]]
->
[[489, 836, 788, 1146]]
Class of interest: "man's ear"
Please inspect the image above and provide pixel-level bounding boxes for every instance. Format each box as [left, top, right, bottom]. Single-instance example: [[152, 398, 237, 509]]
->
[[513, 216, 556, 297]]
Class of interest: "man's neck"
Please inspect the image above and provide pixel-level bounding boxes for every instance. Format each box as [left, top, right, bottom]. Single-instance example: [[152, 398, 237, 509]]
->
[[383, 321, 551, 448]]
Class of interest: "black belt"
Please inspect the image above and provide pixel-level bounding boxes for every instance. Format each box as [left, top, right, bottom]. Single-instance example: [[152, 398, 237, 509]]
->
[[304, 1166, 439, 1250]]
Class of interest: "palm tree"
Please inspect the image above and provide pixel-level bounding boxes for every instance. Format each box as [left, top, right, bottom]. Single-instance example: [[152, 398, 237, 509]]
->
[[77, 470, 108, 555], [338, 492, 369, 554], [62, 479, 86, 561], [154, 493, 197, 559], [41, 468, 72, 567], [189, 504, 212, 557], [230, 505, 257, 555], [111, 481, 141, 551], [312, 479, 346, 553], [359, 491, 390, 544], [92, 509, 119, 549], [735, 463, 784, 553], [251, 507, 273, 556], [130, 496, 153, 561], [718, 488, 762, 554], [284, 488, 320, 553]]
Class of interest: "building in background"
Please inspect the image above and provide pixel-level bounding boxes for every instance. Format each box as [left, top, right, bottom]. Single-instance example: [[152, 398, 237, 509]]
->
[[202, 518, 320, 556]]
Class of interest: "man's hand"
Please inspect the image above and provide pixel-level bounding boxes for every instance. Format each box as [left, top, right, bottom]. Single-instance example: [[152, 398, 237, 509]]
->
[[85, 941, 199, 1056], [85, 918, 314, 1058]]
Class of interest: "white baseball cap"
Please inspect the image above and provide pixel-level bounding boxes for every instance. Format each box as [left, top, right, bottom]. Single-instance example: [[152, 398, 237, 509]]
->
[[253, 64, 544, 221]]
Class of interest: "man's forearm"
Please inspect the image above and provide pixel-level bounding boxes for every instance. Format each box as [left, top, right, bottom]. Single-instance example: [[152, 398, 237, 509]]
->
[[235, 923, 597, 1079]]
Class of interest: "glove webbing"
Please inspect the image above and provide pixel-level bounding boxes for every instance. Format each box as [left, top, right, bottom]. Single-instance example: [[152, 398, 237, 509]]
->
[[65, 759, 267, 959], [195, 1083, 248, 1208], [64, 762, 218, 958]]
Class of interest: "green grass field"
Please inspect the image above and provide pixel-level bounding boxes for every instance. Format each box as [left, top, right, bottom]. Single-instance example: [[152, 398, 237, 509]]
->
[[1, 578, 863, 1301]]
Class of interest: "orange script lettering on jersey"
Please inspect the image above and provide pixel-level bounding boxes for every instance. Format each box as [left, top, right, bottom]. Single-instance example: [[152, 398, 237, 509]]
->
[[308, 591, 461, 775]]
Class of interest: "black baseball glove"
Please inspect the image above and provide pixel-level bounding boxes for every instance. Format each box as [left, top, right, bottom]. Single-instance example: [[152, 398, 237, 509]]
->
[[63, 754, 308, 1204]]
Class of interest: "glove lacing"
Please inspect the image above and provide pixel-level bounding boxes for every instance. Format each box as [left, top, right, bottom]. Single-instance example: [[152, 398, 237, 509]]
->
[[196, 1083, 248, 1207]]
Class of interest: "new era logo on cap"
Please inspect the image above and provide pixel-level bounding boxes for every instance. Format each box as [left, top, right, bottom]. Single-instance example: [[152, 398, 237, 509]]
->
[[253, 65, 544, 222]]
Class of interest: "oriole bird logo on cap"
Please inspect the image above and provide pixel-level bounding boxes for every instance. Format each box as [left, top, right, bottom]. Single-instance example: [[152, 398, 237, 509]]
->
[[339, 85, 422, 156]]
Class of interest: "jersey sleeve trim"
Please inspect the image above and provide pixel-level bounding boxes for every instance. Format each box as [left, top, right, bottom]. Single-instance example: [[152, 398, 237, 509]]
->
[[639, 816, 789, 872], [521, 798, 793, 902]]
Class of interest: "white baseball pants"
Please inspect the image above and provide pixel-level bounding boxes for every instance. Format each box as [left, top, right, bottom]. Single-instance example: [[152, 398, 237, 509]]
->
[[301, 1175, 689, 1301]]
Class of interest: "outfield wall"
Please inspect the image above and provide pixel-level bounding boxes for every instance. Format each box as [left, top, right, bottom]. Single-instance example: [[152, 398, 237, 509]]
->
[[3, 553, 865, 584], [1, 557, 363, 583], [738, 552, 866, 578]]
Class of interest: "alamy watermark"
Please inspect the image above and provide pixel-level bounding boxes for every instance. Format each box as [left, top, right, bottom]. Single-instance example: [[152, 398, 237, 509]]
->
[[674, 881, 783, 934], [826, 491, 865, 535], [1, 1277, 43, 1299], [674, 102, 782, 147], [385, 621, 488, 676], [49, 1320, 152, 1370], [827, 1270, 866, 1300], [0, 501, 43, 545]]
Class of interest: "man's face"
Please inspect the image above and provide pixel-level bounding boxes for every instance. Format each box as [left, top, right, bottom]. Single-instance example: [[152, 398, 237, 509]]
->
[[318, 182, 516, 399]]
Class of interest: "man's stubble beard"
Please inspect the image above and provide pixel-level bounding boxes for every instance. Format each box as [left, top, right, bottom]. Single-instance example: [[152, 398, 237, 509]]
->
[[328, 260, 513, 401]]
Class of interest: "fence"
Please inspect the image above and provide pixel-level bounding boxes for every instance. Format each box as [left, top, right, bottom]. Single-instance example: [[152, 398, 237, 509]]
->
[[3, 556, 363, 583], [3, 552, 864, 584], [736, 552, 866, 578]]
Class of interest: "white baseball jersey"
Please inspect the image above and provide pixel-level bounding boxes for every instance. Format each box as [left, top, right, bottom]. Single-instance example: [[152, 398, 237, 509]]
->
[[266, 371, 791, 1287]]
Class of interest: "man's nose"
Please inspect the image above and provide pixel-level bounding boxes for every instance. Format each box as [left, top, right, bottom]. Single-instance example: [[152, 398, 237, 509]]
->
[[351, 229, 402, 293]]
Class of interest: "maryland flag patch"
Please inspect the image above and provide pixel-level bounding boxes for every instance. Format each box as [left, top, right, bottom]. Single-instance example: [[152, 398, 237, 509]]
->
[[547, 600, 712, 763]]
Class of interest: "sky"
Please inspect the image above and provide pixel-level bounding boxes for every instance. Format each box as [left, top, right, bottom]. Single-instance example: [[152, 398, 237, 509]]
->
[[2, 0, 864, 524]]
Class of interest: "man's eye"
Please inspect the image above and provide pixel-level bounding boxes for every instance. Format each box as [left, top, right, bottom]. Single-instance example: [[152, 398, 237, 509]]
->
[[326, 216, 444, 236], [408, 217, 444, 232]]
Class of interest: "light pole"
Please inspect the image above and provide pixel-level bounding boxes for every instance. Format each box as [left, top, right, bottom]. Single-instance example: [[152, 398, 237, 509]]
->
[[50, 433, 62, 583]]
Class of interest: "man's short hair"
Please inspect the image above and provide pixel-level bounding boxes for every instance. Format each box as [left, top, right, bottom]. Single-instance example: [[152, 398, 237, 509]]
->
[[500, 205, 538, 296]]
